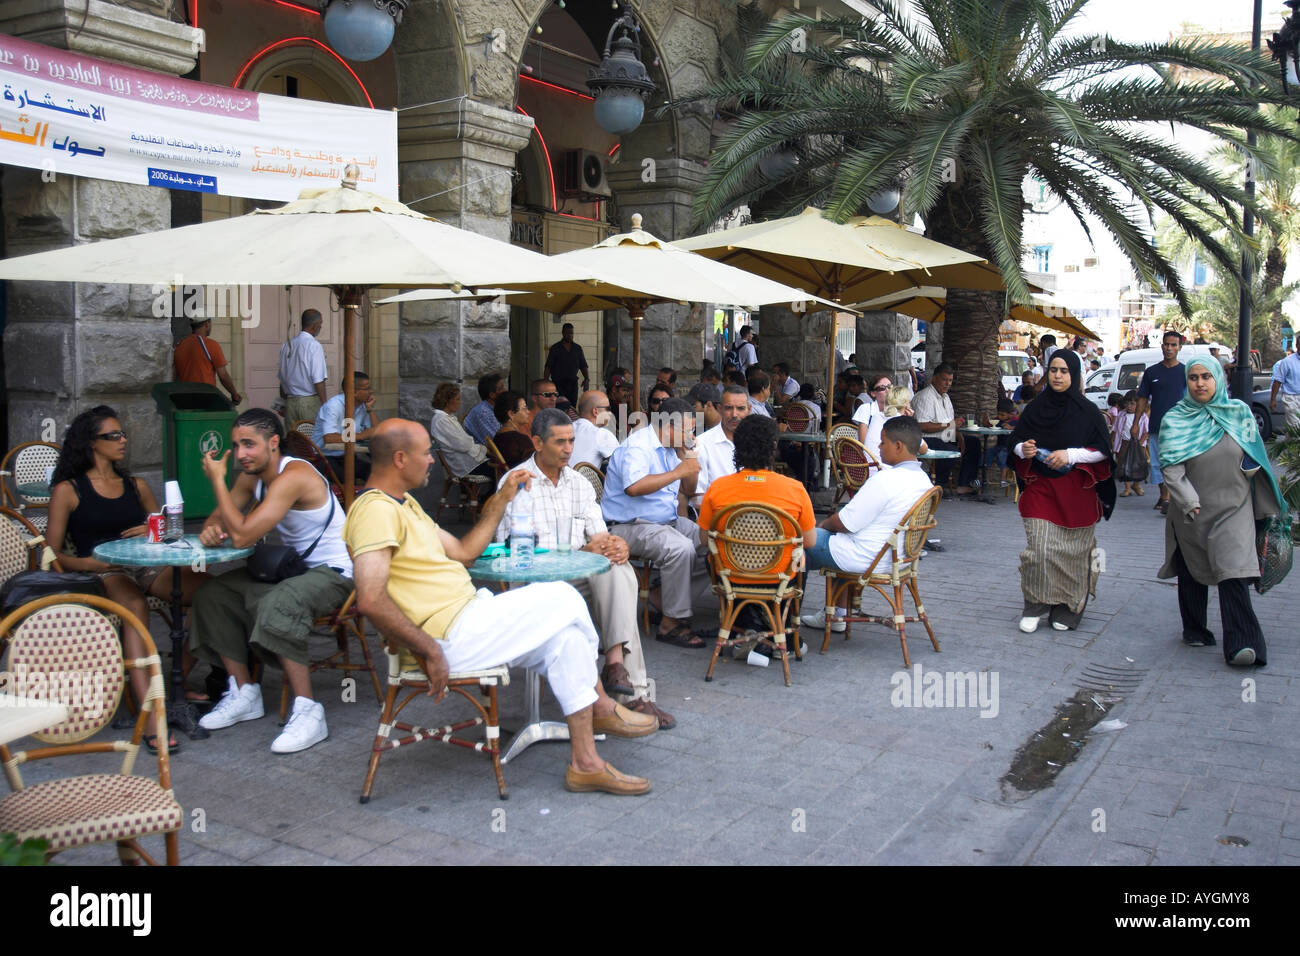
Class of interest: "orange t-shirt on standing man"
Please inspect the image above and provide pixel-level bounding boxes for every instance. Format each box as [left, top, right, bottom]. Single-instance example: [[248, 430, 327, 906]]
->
[[174, 332, 226, 386]]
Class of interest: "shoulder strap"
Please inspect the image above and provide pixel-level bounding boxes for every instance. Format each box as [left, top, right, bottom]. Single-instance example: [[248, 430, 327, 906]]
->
[[256, 460, 336, 559]]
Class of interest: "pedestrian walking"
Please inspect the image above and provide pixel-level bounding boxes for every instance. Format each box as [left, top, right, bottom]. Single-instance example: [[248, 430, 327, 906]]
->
[[1009, 349, 1116, 633], [1156, 359, 1287, 666]]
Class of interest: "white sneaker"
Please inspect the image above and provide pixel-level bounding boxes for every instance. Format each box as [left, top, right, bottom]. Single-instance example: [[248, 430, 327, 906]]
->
[[271, 697, 328, 754], [198, 676, 265, 730], [800, 610, 846, 633], [1052, 621, 1070, 631], [1018, 616, 1040, 633]]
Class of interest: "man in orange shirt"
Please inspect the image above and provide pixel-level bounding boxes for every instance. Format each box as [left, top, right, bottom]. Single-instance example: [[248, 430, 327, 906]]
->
[[174, 317, 241, 405], [698, 414, 817, 577]]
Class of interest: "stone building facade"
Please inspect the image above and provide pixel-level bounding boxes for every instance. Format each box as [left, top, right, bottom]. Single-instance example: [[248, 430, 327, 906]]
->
[[1, 0, 913, 483]]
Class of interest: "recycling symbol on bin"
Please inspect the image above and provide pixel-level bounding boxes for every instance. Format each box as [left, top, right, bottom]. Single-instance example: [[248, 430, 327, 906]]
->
[[199, 430, 224, 457]]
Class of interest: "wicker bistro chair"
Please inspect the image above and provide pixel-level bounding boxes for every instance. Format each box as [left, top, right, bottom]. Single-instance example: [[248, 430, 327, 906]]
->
[[0, 507, 51, 587], [703, 503, 806, 687], [432, 442, 490, 522], [573, 462, 604, 501], [0, 442, 61, 532], [0, 594, 182, 865], [279, 589, 382, 721], [782, 404, 812, 433], [292, 419, 316, 439], [813, 486, 942, 668], [483, 437, 509, 481], [829, 422, 859, 444], [282, 430, 357, 508], [831, 435, 881, 505], [359, 642, 510, 803]]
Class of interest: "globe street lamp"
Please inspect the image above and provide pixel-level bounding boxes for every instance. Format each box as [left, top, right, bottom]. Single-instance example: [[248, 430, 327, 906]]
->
[[587, 8, 657, 135], [320, 0, 409, 62]]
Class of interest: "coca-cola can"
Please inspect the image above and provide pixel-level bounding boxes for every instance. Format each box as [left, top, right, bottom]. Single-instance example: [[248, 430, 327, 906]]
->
[[147, 513, 165, 543]]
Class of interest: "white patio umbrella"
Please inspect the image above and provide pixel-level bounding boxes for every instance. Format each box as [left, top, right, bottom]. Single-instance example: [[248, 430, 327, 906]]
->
[[385, 214, 846, 410], [0, 167, 589, 503]]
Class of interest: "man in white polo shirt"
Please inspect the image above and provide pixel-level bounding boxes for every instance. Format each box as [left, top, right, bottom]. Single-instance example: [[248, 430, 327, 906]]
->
[[691, 385, 750, 508]]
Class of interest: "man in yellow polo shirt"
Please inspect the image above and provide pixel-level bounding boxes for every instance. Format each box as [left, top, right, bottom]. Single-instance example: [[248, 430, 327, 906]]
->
[[343, 418, 656, 796]]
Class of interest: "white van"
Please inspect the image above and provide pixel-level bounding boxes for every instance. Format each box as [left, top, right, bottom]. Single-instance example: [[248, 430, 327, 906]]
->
[[998, 350, 1032, 394]]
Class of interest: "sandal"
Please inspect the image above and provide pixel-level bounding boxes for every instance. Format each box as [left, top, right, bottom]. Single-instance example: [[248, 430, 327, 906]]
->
[[145, 733, 181, 756], [1119, 490, 1131, 497], [1134, 487, 1145, 496], [655, 622, 706, 648]]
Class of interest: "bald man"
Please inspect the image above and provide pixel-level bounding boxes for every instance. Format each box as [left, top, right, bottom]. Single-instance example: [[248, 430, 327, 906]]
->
[[343, 419, 656, 796], [571, 390, 619, 469]]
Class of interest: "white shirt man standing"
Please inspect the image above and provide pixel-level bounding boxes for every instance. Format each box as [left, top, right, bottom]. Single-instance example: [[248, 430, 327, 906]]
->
[[571, 390, 620, 469], [279, 309, 329, 426], [737, 325, 758, 373], [692, 385, 750, 507]]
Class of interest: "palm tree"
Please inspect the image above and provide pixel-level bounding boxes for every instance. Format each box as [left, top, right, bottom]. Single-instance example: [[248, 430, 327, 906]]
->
[[678, 0, 1296, 415]]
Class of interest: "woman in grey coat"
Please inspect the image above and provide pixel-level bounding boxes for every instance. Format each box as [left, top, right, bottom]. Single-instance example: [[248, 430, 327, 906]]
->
[[1156, 359, 1287, 666]]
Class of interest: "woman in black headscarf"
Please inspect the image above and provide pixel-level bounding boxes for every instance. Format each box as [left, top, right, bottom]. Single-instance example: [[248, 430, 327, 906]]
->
[[1009, 349, 1116, 633]]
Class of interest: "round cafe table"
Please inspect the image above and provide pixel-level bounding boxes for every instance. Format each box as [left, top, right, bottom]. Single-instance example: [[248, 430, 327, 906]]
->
[[94, 535, 254, 739], [468, 549, 610, 764], [958, 426, 1011, 504]]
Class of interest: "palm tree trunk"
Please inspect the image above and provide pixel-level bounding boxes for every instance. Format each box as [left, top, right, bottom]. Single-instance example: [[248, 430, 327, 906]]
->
[[1262, 245, 1287, 366], [925, 185, 1007, 418]]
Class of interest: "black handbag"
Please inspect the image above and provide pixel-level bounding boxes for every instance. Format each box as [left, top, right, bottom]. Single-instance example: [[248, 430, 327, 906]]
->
[[0, 570, 107, 617], [245, 486, 336, 584]]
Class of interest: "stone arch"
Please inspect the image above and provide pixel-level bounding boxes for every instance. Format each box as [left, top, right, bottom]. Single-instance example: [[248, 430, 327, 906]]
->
[[236, 39, 373, 107], [393, 0, 472, 104]]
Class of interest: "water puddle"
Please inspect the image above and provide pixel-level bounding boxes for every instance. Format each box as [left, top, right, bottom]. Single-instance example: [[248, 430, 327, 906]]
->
[[1000, 691, 1118, 802]]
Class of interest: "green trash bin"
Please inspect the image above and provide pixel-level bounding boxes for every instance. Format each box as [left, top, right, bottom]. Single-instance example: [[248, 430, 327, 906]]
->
[[151, 383, 237, 519]]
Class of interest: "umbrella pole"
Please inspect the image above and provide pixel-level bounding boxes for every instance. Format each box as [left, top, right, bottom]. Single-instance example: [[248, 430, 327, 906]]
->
[[825, 316, 836, 483], [631, 305, 644, 413], [339, 287, 363, 509]]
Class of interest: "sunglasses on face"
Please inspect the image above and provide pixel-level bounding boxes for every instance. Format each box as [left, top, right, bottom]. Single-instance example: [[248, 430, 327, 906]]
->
[[871, 385, 890, 393], [534, 391, 559, 399], [96, 431, 128, 441]]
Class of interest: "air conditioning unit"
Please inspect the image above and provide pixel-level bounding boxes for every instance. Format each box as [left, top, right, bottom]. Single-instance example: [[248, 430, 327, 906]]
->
[[562, 149, 611, 198], [1083, 256, 1099, 269]]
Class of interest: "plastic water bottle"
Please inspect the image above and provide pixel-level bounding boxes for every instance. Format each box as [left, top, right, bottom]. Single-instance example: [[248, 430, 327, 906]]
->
[[162, 480, 185, 543], [509, 487, 534, 571]]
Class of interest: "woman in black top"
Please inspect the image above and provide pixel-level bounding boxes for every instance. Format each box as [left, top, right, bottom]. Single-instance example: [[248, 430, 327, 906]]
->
[[46, 406, 208, 751], [492, 390, 536, 469]]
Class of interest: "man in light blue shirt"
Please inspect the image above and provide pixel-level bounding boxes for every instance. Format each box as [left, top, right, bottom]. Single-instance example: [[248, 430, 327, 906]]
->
[[1270, 351, 1300, 429], [602, 397, 707, 646], [464, 373, 506, 445], [311, 372, 378, 481]]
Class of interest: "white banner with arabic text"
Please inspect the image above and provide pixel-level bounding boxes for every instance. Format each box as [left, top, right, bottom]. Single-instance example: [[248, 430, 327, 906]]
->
[[0, 34, 396, 201]]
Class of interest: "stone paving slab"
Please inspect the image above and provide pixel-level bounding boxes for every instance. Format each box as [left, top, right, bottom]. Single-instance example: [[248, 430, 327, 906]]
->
[[12, 483, 1298, 865]]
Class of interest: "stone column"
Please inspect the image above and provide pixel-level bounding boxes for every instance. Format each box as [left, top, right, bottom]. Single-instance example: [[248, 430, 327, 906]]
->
[[854, 310, 914, 383], [755, 305, 833, 389], [395, 98, 533, 418], [1, 0, 201, 483], [604, 159, 708, 383]]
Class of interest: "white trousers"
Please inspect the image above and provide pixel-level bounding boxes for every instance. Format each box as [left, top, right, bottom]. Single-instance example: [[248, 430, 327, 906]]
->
[[443, 582, 599, 716]]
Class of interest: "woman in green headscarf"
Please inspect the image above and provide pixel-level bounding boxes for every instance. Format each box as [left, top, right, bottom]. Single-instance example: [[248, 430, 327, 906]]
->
[[1157, 358, 1287, 666]]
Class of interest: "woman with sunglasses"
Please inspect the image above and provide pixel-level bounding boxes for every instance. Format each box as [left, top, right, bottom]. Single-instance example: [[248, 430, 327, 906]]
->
[[853, 374, 892, 462], [45, 405, 208, 752]]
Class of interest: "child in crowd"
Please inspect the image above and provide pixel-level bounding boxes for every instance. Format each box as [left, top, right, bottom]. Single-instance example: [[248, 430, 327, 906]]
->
[[1113, 389, 1149, 497], [1105, 392, 1124, 436]]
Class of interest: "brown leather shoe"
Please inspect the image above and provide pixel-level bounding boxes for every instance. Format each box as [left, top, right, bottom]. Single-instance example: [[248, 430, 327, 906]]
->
[[627, 696, 676, 731], [593, 702, 658, 738], [600, 660, 633, 697], [564, 761, 650, 795]]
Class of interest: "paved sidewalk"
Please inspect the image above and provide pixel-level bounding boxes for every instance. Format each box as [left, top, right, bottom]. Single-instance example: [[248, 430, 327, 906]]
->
[[21, 483, 1299, 865]]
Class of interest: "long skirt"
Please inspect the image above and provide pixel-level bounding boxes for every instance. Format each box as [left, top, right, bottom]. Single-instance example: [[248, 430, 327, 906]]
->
[[1020, 518, 1100, 628]]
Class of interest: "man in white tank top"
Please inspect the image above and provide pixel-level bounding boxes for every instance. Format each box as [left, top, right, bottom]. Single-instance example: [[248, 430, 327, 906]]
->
[[188, 408, 353, 754]]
